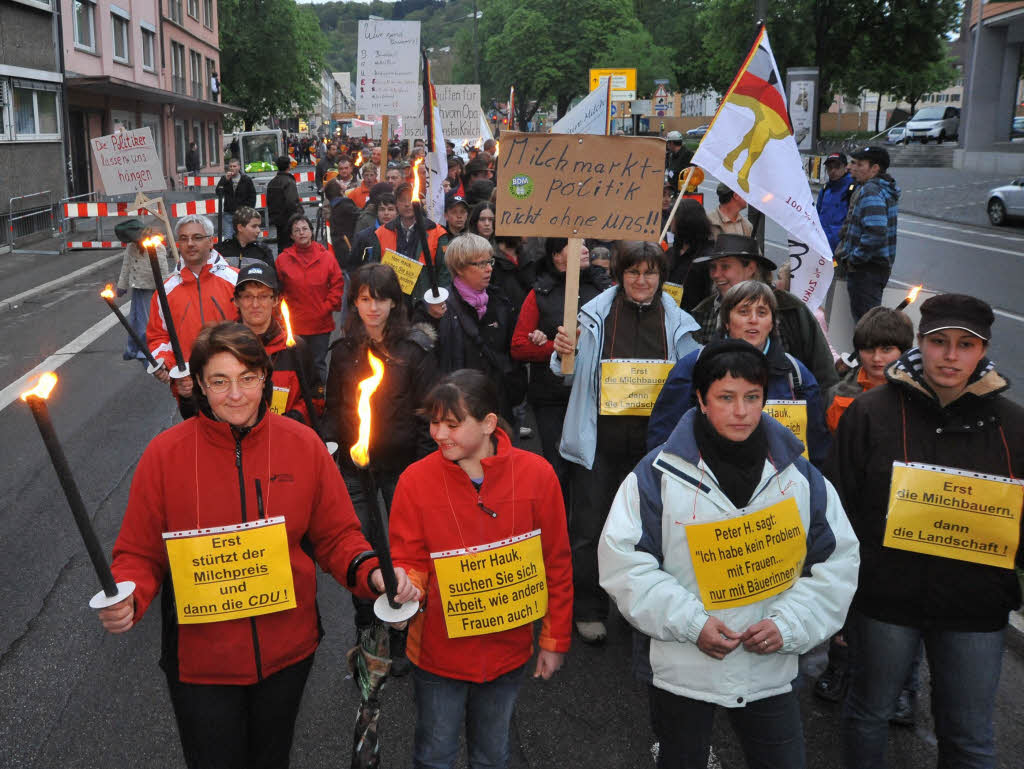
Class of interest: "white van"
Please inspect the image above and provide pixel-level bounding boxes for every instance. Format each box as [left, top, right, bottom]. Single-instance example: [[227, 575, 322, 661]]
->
[[904, 106, 960, 144]]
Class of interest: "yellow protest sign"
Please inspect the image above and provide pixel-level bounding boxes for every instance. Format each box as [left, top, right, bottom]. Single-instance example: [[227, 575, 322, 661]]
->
[[883, 462, 1023, 569], [269, 385, 289, 415], [381, 248, 424, 295], [599, 359, 674, 416], [163, 516, 296, 624], [763, 400, 808, 459], [431, 529, 548, 639], [686, 496, 806, 610], [663, 282, 684, 306]]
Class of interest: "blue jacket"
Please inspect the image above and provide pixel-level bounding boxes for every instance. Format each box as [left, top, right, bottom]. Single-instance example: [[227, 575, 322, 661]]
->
[[645, 340, 830, 467], [815, 172, 853, 252], [835, 174, 900, 269], [551, 286, 700, 470]]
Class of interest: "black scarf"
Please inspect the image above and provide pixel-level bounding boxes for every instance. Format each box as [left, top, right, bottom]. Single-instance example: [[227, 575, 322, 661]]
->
[[694, 410, 767, 509]]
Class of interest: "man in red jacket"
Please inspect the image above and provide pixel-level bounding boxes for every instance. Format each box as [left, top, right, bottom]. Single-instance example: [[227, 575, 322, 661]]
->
[[147, 214, 238, 401]]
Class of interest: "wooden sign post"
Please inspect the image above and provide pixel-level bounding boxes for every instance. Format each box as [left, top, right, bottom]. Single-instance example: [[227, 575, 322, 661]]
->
[[131, 192, 182, 265], [494, 132, 665, 373]]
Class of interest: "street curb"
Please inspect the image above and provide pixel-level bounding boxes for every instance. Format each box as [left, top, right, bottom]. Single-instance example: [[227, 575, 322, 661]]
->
[[0, 253, 121, 313]]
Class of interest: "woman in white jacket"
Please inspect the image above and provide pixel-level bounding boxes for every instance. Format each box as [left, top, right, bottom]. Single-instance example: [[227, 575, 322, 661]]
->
[[599, 339, 859, 769]]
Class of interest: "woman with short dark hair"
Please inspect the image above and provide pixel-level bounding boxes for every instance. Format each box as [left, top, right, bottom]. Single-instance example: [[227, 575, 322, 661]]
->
[[96, 321, 417, 769]]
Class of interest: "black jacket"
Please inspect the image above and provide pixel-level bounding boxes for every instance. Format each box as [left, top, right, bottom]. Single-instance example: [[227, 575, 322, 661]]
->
[[322, 326, 438, 473], [185, 149, 201, 175], [665, 146, 694, 190], [215, 173, 256, 214], [266, 171, 302, 225], [328, 197, 361, 270], [665, 240, 713, 313], [827, 349, 1024, 632], [215, 238, 274, 269], [490, 249, 535, 315]]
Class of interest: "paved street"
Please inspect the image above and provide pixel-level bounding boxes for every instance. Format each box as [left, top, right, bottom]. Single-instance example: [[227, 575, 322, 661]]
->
[[2, 169, 1024, 767]]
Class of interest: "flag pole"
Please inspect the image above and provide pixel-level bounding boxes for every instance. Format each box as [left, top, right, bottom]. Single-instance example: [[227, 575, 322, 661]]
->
[[659, 166, 697, 244]]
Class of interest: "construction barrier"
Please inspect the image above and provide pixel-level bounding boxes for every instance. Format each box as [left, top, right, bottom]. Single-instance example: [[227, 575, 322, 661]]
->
[[182, 171, 316, 187], [66, 231, 269, 250], [64, 196, 316, 219]]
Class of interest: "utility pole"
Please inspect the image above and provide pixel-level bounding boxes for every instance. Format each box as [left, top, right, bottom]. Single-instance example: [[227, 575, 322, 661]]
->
[[472, 0, 480, 84]]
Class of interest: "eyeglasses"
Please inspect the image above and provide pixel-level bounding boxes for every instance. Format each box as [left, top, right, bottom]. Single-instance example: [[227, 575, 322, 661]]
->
[[236, 293, 275, 304], [179, 235, 211, 244], [469, 257, 495, 269], [623, 269, 660, 280], [204, 372, 265, 393]]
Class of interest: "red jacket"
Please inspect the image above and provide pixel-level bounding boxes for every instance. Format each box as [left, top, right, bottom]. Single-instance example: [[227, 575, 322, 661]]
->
[[389, 429, 573, 683], [146, 253, 239, 370], [275, 241, 344, 335], [110, 410, 379, 685]]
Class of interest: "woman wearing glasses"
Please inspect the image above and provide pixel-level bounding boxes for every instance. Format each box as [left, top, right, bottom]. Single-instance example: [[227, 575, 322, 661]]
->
[[426, 233, 525, 423], [551, 241, 700, 643], [96, 321, 417, 769]]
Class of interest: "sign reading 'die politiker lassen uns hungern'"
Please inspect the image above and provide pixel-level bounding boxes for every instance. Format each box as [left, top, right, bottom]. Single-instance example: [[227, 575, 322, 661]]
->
[[495, 132, 665, 240]]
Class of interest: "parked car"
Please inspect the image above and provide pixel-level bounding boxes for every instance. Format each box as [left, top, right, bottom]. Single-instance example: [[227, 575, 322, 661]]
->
[[1012, 116, 1024, 138], [886, 126, 907, 144], [905, 106, 960, 144], [686, 124, 709, 138], [986, 178, 1024, 225]]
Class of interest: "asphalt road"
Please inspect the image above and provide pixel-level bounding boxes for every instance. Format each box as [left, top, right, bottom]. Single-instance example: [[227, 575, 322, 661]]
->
[[2, 185, 1024, 767]]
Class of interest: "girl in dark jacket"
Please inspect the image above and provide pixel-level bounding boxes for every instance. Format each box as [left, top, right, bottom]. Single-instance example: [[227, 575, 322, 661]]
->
[[510, 237, 612, 498], [666, 198, 715, 312], [323, 263, 438, 655]]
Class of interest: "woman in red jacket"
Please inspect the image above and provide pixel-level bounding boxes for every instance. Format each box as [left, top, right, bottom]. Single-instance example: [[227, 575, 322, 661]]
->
[[96, 322, 417, 769], [275, 213, 344, 386], [389, 369, 573, 768]]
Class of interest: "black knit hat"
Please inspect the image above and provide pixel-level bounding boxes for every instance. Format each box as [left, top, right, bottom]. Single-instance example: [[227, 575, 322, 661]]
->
[[918, 293, 994, 341], [692, 338, 770, 396]]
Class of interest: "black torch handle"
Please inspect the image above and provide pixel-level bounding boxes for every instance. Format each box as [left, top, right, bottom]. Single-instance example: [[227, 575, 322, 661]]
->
[[27, 397, 119, 597], [103, 297, 160, 368], [413, 204, 440, 297], [288, 346, 322, 437], [359, 468, 401, 609], [147, 249, 187, 369]]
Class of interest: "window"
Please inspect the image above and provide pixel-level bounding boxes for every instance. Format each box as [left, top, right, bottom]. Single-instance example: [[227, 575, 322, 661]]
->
[[171, 42, 186, 94], [187, 0, 199, 20], [74, 0, 96, 52], [111, 11, 130, 64], [141, 29, 155, 71], [190, 50, 203, 98], [175, 119, 186, 169], [167, 0, 182, 24], [203, 0, 213, 29], [952, 93, 961, 102], [208, 122, 218, 167], [206, 57, 216, 99], [12, 84, 59, 139], [0, 82, 8, 140]]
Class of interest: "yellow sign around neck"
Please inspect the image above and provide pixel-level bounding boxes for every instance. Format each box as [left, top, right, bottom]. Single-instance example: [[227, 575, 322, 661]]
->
[[763, 400, 808, 459], [382, 248, 424, 295], [599, 359, 674, 416]]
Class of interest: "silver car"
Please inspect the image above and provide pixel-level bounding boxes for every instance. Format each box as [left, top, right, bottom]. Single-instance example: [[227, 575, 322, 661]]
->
[[986, 178, 1024, 225]]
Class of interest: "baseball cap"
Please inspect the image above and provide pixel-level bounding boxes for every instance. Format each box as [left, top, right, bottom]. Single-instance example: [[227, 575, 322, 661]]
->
[[445, 191, 469, 211], [918, 293, 994, 341], [235, 264, 278, 293], [824, 152, 847, 166], [850, 146, 890, 171], [666, 130, 684, 142]]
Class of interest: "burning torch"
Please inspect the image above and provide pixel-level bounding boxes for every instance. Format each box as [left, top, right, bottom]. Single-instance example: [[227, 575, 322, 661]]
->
[[99, 285, 164, 375], [21, 373, 135, 610], [143, 235, 189, 379], [279, 299, 325, 443], [895, 285, 923, 311], [349, 350, 419, 623], [410, 157, 448, 307]]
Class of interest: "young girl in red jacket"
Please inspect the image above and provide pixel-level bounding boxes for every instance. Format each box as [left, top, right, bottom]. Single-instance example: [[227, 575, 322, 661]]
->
[[389, 368, 573, 768]]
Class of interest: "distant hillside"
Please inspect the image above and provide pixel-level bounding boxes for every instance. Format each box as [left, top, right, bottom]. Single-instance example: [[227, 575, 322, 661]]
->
[[311, 0, 471, 84]]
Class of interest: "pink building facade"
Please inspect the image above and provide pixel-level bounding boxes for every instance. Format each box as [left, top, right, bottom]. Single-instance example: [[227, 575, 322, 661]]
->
[[62, 0, 237, 195]]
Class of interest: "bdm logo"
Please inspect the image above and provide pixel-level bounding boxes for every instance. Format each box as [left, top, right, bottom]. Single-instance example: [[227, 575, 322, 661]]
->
[[508, 174, 533, 200]]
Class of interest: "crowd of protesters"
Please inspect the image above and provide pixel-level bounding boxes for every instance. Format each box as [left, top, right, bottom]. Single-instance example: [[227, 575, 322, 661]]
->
[[97, 134, 1021, 769]]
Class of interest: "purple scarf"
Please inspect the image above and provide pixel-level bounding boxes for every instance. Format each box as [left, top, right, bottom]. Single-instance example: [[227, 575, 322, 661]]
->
[[454, 276, 489, 318]]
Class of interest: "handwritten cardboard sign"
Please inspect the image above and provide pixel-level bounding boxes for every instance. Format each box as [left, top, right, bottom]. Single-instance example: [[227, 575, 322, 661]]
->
[[90, 127, 166, 194], [402, 84, 482, 141], [495, 132, 664, 239], [356, 20, 421, 115]]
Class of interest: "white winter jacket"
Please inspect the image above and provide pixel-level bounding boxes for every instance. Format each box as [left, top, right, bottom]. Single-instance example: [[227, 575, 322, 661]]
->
[[599, 409, 859, 708]]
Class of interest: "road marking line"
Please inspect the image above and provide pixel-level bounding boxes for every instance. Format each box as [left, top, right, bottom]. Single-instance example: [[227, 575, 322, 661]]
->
[[0, 301, 129, 414], [899, 228, 1024, 256], [901, 217, 1024, 243], [0, 254, 121, 313]]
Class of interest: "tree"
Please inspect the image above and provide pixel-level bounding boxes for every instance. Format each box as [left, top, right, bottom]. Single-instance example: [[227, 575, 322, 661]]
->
[[633, 0, 712, 93], [593, 28, 678, 96], [887, 53, 959, 116], [219, 0, 327, 130]]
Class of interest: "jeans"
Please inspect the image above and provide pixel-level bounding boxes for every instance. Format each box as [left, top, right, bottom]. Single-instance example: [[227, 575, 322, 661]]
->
[[413, 664, 525, 769], [300, 332, 331, 387], [846, 266, 890, 322], [165, 654, 314, 769], [125, 288, 154, 361], [842, 610, 1005, 769], [649, 686, 806, 769]]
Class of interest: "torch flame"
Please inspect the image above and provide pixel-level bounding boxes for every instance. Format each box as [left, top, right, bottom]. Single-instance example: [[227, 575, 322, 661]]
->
[[20, 372, 58, 402], [349, 350, 385, 467], [905, 285, 923, 305], [494, 141, 500, 157], [411, 157, 424, 203], [100, 284, 116, 300], [355, 153, 364, 167], [279, 300, 296, 347], [141, 234, 164, 249]]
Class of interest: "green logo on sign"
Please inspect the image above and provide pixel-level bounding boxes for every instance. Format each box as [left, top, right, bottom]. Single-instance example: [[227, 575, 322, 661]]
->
[[508, 174, 533, 200]]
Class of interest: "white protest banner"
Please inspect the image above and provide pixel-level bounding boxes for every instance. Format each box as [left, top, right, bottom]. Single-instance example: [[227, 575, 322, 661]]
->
[[552, 77, 611, 135], [692, 26, 834, 311], [90, 127, 166, 195], [356, 20, 420, 115]]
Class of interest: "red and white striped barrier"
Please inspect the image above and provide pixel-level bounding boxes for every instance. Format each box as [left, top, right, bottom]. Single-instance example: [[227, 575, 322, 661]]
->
[[63, 202, 154, 218], [168, 198, 221, 217], [183, 171, 316, 187], [66, 232, 269, 250]]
